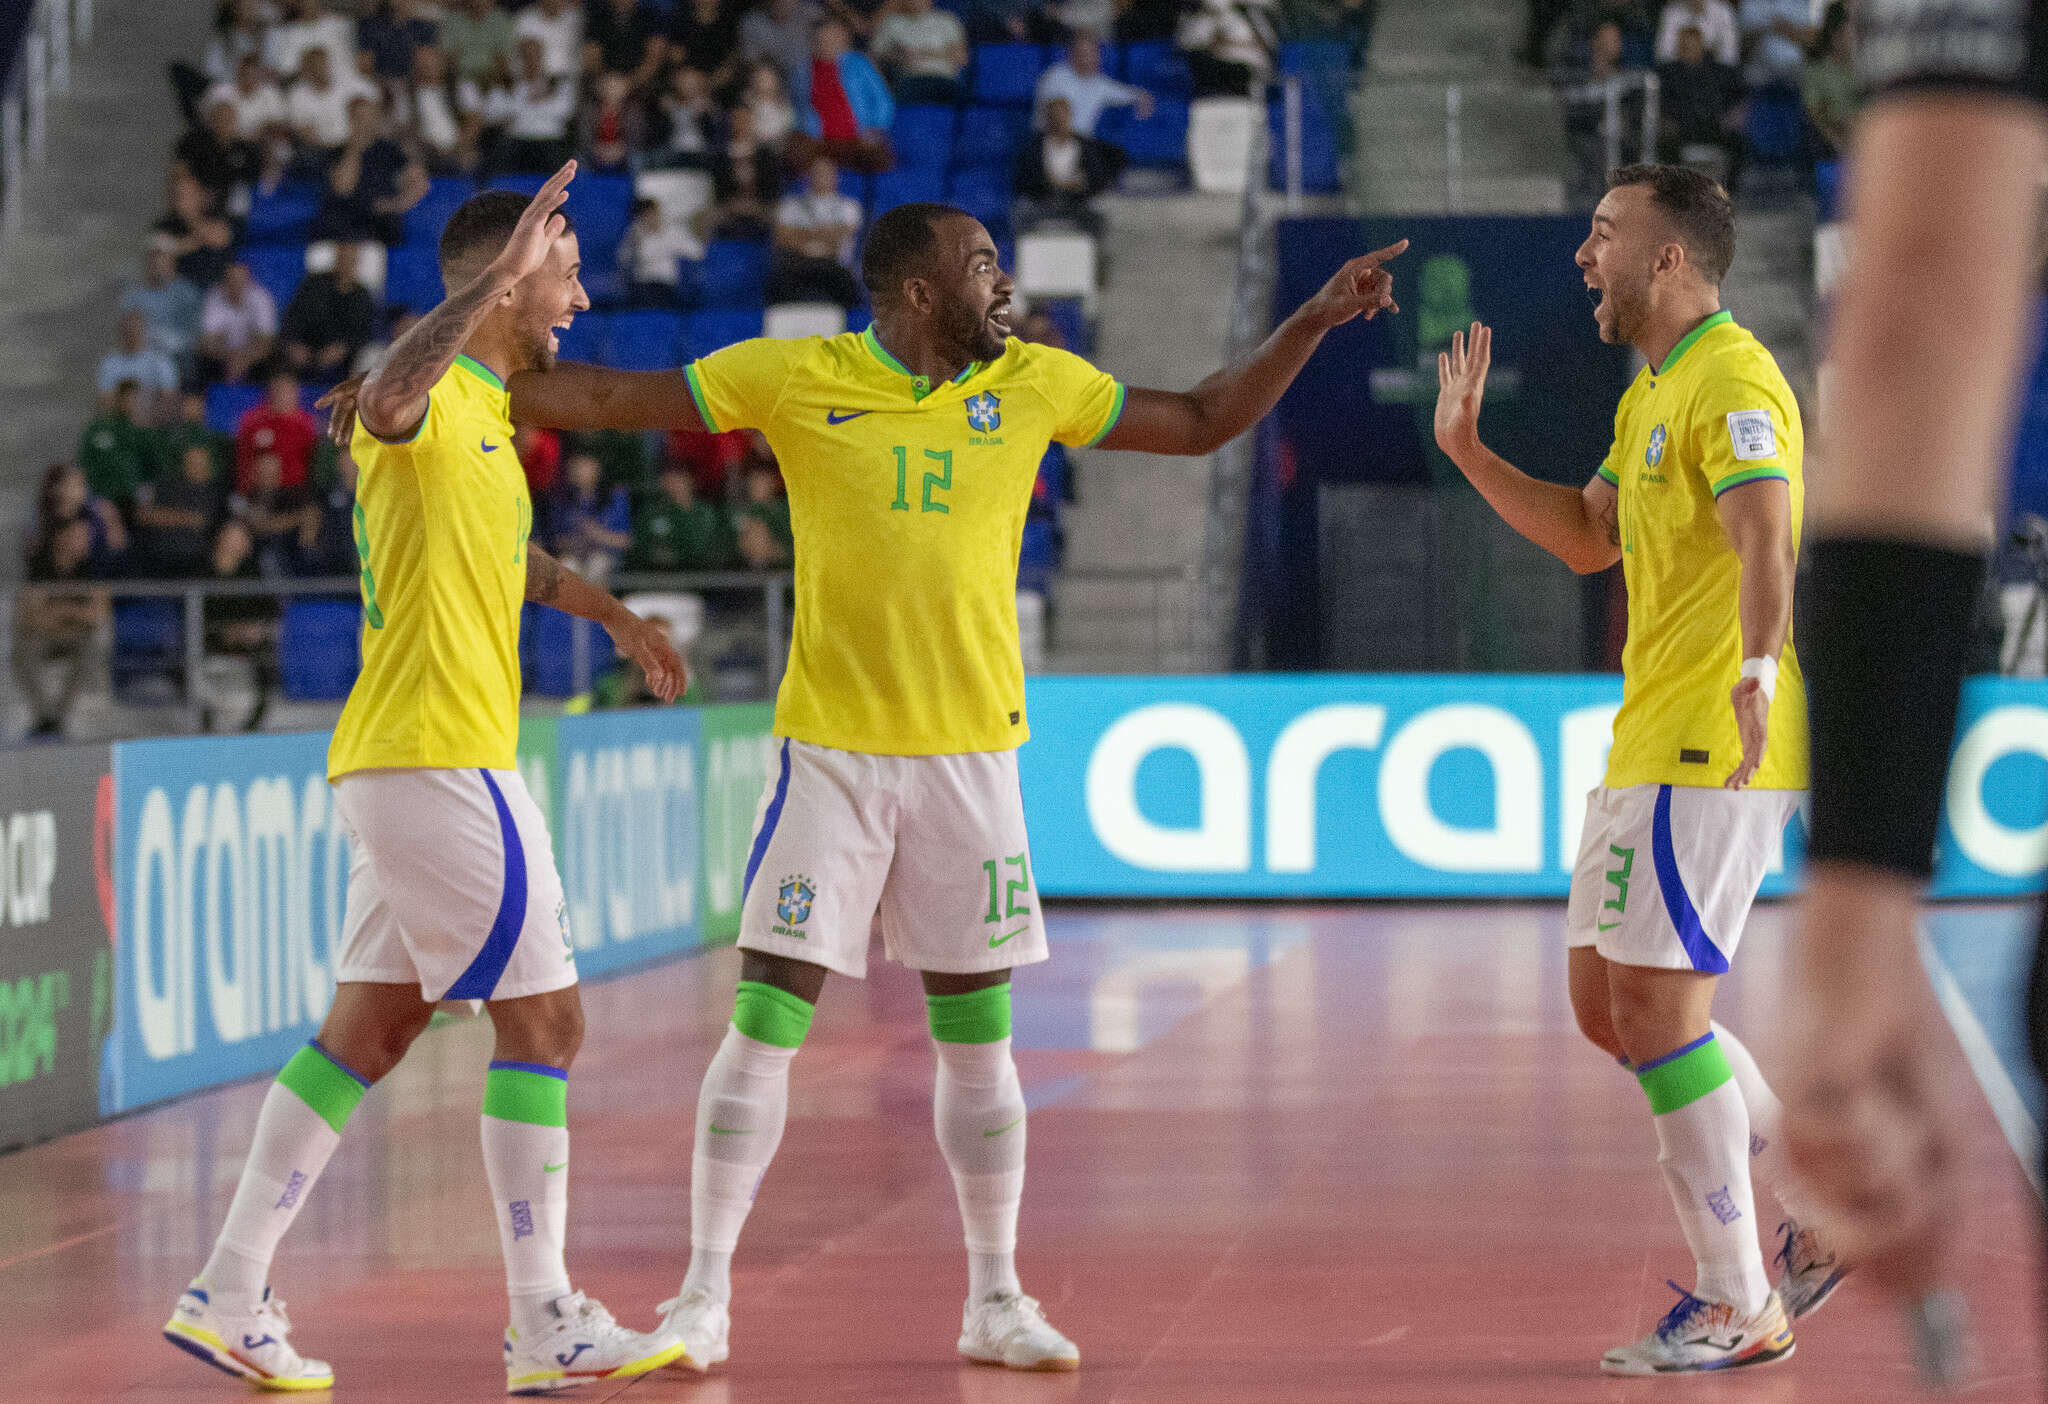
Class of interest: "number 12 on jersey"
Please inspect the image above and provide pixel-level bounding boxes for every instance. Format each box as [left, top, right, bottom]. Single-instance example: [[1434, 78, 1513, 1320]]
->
[[890, 446, 953, 514]]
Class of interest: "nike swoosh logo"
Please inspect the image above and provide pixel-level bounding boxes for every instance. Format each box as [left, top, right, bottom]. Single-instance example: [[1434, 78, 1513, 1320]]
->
[[826, 409, 872, 424], [543, 1160, 567, 1173], [983, 1116, 1024, 1138], [989, 926, 1028, 948], [481, 439, 499, 452], [708, 1124, 747, 1134], [1597, 920, 1622, 931]]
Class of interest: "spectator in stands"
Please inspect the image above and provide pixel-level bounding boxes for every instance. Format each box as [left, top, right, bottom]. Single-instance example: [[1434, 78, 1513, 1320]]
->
[[870, 0, 969, 106], [742, 58, 798, 150], [1013, 95, 1119, 235], [958, 0, 1038, 43], [154, 166, 236, 287], [13, 514, 110, 737], [1738, 0, 1812, 86], [788, 17, 895, 173], [38, 461, 129, 575], [315, 94, 429, 242], [1563, 0, 1655, 68], [622, 197, 697, 303], [440, 0, 518, 82], [736, 461, 793, 568], [516, 0, 587, 78], [1656, 0, 1738, 65], [768, 155, 865, 306], [288, 45, 378, 170], [1176, 0, 1277, 99], [121, 243, 204, 366], [281, 242, 379, 380], [178, 91, 264, 217], [668, 0, 743, 92], [498, 36, 579, 172], [586, 0, 671, 87], [1801, 2, 1854, 161], [580, 71, 647, 171], [159, 390, 233, 480], [514, 424, 563, 495], [697, 106, 782, 239], [236, 373, 319, 492], [1035, 34, 1152, 137], [209, 52, 292, 145], [1562, 20, 1644, 207], [666, 425, 756, 500], [360, 0, 441, 82], [77, 382, 159, 508], [745, 0, 824, 89], [201, 0, 270, 89], [1519, 0, 1572, 67], [1655, 23, 1742, 171], [629, 464, 738, 571], [197, 261, 280, 384], [200, 517, 279, 730], [134, 441, 230, 578], [235, 450, 314, 577], [395, 44, 480, 172], [650, 65, 718, 168], [297, 447, 361, 576], [268, 0, 360, 82], [99, 312, 181, 417], [548, 451, 633, 580]]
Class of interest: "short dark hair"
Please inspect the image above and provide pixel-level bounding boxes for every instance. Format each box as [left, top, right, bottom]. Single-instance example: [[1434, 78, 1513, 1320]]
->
[[860, 201, 970, 298], [438, 189, 576, 283], [1607, 163, 1735, 285]]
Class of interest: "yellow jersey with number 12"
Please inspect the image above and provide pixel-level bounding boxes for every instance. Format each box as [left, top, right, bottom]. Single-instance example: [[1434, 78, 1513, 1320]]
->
[[329, 354, 532, 780], [1598, 310, 1808, 790], [686, 327, 1124, 755]]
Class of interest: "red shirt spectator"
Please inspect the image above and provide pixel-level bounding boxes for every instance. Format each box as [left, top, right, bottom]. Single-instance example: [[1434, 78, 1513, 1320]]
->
[[665, 427, 752, 499], [515, 426, 563, 494], [235, 374, 318, 491]]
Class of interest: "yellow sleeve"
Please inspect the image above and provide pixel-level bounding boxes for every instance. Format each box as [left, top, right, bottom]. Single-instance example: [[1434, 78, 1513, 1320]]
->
[[355, 380, 443, 452], [682, 337, 804, 433], [1691, 375, 1793, 499], [1033, 345, 1126, 447], [1595, 400, 1623, 485]]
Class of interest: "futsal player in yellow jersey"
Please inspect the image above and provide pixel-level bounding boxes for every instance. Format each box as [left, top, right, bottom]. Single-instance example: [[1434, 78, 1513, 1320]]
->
[[1433, 165, 1840, 1376], [310, 202, 1403, 1372], [167, 166, 691, 1396]]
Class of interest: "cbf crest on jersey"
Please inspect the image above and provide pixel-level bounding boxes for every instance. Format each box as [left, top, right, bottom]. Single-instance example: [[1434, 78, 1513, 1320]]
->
[[1646, 424, 1667, 468], [966, 391, 1001, 434]]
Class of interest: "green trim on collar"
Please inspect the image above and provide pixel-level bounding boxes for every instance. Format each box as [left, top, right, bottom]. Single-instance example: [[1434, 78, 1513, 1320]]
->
[[453, 353, 506, 392], [862, 324, 979, 402], [1657, 310, 1733, 376]]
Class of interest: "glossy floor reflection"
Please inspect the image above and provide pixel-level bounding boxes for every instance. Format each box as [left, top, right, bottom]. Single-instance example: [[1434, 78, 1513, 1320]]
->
[[4, 903, 2043, 1401]]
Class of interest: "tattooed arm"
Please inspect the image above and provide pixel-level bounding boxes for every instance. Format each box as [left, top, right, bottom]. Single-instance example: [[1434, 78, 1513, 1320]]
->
[[525, 543, 687, 701], [355, 161, 577, 442]]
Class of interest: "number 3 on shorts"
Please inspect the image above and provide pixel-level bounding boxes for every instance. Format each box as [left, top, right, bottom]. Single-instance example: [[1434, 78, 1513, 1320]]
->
[[981, 852, 1031, 924]]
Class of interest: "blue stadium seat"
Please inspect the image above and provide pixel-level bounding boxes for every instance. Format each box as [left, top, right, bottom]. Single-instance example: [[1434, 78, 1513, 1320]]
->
[[241, 243, 308, 312], [970, 43, 1046, 106], [1267, 95, 1341, 194], [1098, 42, 1125, 78], [682, 307, 764, 360], [384, 242, 446, 313], [554, 309, 608, 363], [1745, 84, 1805, 164], [204, 382, 266, 435], [892, 105, 958, 168], [946, 165, 1013, 229], [1121, 41, 1192, 98], [1100, 98, 1189, 169], [278, 600, 362, 700], [488, 172, 552, 199], [954, 105, 1028, 166], [696, 239, 769, 307], [522, 604, 617, 697], [402, 175, 476, 250], [869, 165, 946, 217], [605, 307, 684, 370], [1814, 160, 1842, 223], [1037, 296, 1091, 358], [563, 171, 636, 302], [111, 600, 184, 699], [836, 168, 872, 206], [246, 181, 321, 242]]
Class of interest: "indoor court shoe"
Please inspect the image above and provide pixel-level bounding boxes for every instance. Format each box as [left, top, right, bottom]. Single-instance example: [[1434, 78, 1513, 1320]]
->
[[503, 1290, 688, 1394], [1775, 1219, 1849, 1320], [163, 1281, 334, 1391], [1600, 1281, 1795, 1375], [958, 1291, 1081, 1371], [653, 1288, 731, 1373]]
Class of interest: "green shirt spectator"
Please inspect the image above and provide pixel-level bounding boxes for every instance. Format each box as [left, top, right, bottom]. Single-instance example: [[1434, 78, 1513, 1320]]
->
[[439, 0, 517, 80], [77, 381, 159, 506], [736, 464, 793, 568], [155, 391, 234, 482], [629, 467, 737, 571]]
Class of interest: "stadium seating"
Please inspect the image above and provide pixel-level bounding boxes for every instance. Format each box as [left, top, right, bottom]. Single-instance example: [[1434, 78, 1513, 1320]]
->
[[277, 599, 363, 700], [1268, 92, 1342, 194], [522, 603, 617, 696], [1744, 85, 1806, 166], [383, 241, 446, 315], [555, 308, 608, 363], [763, 302, 848, 340], [969, 43, 1046, 107], [306, 239, 388, 300], [245, 180, 321, 242], [682, 306, 765, 360], [945, 165, 1014, 234], [1121, 41, 1192, 99], [242, 242, 308, 312], [954, 104, 1030, 167], [695, 239, 769, 307], [836, 168, 872, 206], [606, 307, 685, 370], [1098, 99, 1191, 170], [1016, 231, 1098, 315], [111, 600, 183, 701], [402, 175, 476, 248], [1189, 97, 1258, 193], [892, 104, 958, 167], [203, 382, 266, 435], [869, 165, 946, 215]]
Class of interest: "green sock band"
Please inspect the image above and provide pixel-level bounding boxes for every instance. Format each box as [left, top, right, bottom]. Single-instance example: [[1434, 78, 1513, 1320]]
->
[[1635, 1034, 1735, 1115], [481, 1061, 569, 1127], [732, 980, 815, 1049], [276, 1041, 369, 1134], [926, 984, 1012, 1044]]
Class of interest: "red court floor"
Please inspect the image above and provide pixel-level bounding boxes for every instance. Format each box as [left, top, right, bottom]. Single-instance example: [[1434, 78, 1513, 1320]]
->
[[3, 903, 2042, 1402]]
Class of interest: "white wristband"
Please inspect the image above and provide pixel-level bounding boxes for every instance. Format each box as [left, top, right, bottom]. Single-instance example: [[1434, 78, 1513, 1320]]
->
[[1740, 655, 1778, 702]]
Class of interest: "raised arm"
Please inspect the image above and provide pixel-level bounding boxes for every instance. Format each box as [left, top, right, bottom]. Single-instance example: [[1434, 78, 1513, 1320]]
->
[[506, 362, 708, 432], [1098, 240, 1407, 456], [525, 542, 686, 700]]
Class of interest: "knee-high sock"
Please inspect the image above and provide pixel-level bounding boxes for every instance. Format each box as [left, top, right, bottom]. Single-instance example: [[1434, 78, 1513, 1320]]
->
[[1711, 1021, 1822, 1225], [1637, 1031, 1769, 1313], [203, 1041, 368, 1302], [929, 986, 1026, 1302], [481, 1061, 573, 1334], [683, 982, 812, 1302]]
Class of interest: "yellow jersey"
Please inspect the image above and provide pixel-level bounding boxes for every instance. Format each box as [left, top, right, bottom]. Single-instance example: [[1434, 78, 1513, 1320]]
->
[[686, 327, 1124, 754], [329, 354, 532, 779], [1597, 310, 1809, 790]]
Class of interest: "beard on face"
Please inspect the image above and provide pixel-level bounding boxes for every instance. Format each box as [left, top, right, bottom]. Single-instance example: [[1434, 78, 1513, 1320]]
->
[[514, 314, 557, 373], [941, 289, 1008, 362], [1596, 276, 1647, 347]]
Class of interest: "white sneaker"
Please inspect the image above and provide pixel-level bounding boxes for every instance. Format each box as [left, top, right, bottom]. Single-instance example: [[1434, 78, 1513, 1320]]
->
[[1774, 1219, 1849, 1320], [653, 1288, 731, 1373], [503, 1290, 687, 1395], [958, 1292, 1080, 1372], [1601, 1282, 1795, 1376], [163, 1281, 334, 1391]]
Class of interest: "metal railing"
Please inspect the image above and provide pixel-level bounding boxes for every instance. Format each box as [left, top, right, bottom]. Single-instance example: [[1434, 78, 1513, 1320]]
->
[[1045, 565, 1213, 672], [1, 0, 92, 240], [1554, 69, 1661, 184]]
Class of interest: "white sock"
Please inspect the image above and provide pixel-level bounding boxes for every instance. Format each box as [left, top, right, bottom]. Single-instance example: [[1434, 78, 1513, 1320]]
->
[[1711, 1020, 1822, 1225], [481, 1063, 573, 1336], [1653, 1078, 1770, 1313], [203, 1080, 345, 1302], [933, 1036, 1026, 1302], [683, 1026, 796, 1302]]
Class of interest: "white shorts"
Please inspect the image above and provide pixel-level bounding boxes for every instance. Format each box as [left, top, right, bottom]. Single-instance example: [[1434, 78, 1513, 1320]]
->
[[1564, 783, 1804, 972], [333, 768, 578, 1002], [737, 739, 1049, 980]]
